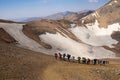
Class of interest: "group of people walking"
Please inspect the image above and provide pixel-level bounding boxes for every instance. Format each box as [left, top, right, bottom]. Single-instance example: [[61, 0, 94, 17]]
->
[[54, 53, 109, 65]]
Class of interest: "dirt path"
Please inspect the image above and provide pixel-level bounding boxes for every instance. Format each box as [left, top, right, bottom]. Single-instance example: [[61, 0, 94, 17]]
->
[[43, 60, 120, 80]]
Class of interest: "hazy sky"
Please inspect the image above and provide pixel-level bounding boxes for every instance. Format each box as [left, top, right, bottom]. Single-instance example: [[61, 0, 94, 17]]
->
[[0, 0, 109, 20]]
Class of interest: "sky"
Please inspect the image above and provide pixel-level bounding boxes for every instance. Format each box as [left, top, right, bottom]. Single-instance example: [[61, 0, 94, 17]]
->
[[0, 0, 110, 20]]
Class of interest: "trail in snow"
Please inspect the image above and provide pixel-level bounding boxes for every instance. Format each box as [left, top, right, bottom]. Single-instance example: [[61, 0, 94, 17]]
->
[[69, 20, 120, 48]]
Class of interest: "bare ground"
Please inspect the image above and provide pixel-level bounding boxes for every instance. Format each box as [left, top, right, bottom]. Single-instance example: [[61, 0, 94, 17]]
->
[[0, 41, 120, 80], [43, 59, 120, 80], [0, 41, 55, 80]]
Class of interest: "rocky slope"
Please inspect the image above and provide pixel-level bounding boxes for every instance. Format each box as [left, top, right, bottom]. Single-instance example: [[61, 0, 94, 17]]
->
[[78, 0, 120, 27], [64, 10, 93, 22], [44, 11, 75, 20], [77, 0, 120, 54]]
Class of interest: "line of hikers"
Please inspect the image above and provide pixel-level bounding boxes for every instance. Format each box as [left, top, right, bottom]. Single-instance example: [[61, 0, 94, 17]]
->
[[54, 53, 109, 65]]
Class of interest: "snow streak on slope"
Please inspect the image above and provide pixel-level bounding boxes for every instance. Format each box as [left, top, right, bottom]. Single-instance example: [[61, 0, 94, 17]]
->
[[39, 32, 115, 59], [69, 20, 120, 48], [0, 23, 45, 52]]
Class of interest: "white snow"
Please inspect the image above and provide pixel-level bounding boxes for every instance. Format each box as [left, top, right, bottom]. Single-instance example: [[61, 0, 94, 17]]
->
[[0, 23, 69, 55], [70, 24, 76, 28], [114, 0, 117, 3], [95, 11, 100, 17], [0, 22, 118, 59], [109, 3, 112, 6], [39, 32, 115, 59], [92, 13, 97, 17], [69, 20, 120, 48], [0, 23, 47, 52], [92, 11, 100, 18], [82, 20, 85, 24]]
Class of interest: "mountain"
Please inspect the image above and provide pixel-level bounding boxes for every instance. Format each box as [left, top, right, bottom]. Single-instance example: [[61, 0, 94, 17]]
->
[[78, 0, 120, 27], [43, 11, 75, 20], [23, 10, 93, 22], [0, 0, 120, 80], [64, 10, 94, 22], [0, 0, 120, 59], [77, 0, 120, 54], [22, 11, 75, 22], [21, 17, 42, 22], [0, 19, 15, 23]]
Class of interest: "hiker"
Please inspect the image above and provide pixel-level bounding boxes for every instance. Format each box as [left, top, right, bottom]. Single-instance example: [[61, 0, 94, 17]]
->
[[72, 56, 75, 62], [98, 59, 100, 64], [54, 53, 58, 60], [58, 53, 62, 60], [63, 53, 66, 61], [105, 60, 109, 64], [87, 58, 90, 64], [98, 60, 102, 65], [102, 60, 106, 66], [67, 54, 71, 62], [93, 59, 97, 65], [77, 57, 81, 63], [91, 59, 94, 64], [82, 57, 86, 64]]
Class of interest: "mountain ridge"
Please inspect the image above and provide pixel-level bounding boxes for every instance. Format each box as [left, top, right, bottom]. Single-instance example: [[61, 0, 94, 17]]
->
[[16, 10, 93, 22]]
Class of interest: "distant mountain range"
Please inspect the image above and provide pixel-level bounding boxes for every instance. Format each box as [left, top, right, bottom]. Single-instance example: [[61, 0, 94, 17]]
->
[[13, 10, 94, 22], [43, 11, 75, 20], [23, 11, 75, 22], [64, 10, 94, 22]]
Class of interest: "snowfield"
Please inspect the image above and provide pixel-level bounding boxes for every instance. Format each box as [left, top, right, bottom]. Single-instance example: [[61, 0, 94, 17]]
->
[[39, 32, 115, 59], [0, 22, 119, 59], [69, 20, 120, 48], [0, 23, 46, 52]]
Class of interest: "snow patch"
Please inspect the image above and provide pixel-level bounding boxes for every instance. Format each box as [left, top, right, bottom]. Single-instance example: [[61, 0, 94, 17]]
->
[[95, 11, 100, 17], [92, 13, 97, 17], [114, 0, 117, 3], [0, 23, 46, 52], [39, 32, 115, 59], [92, 11, 100, 18], [109, 3, 112, 6], [82, 20, 85, 24], [69, 20, 120, 48], [70, 24, 76, 28]]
